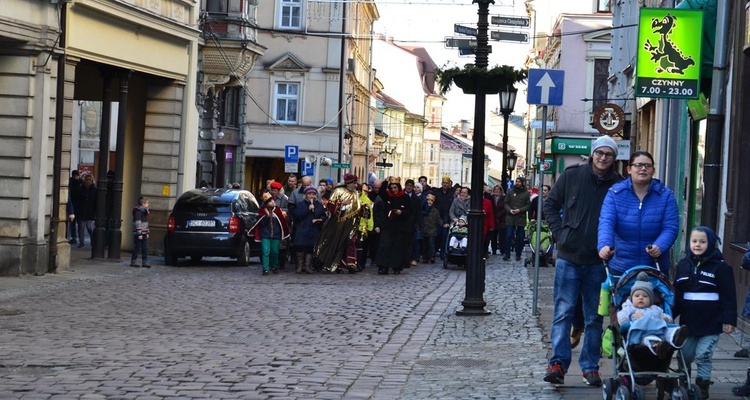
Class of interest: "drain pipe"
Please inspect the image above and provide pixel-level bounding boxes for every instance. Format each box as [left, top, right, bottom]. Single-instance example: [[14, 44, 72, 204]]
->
[[49, 2, 67, 273], [701, 0, 729, 230]]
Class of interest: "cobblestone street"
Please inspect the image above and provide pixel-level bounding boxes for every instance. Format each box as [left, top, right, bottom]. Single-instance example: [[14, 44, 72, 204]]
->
[[0, 250, 746, 399]]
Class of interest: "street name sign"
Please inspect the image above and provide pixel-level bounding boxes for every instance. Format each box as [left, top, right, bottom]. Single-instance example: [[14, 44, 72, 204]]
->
[[331, 162, 350, 169], [527, 69, 564, 106], [490, 30, 529, 43], [454, 24, 478, 37], [491, 15, 531, 28], [635, 8, 703, 99], [375, 161, 394, 167], [445, 37, 476, 49]]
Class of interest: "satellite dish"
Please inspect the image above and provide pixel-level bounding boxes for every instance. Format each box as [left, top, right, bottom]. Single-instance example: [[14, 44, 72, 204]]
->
[[305, 154, 317, 164]]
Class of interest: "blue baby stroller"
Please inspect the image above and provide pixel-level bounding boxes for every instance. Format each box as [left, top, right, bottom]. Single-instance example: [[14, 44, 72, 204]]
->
[[601, 265, 700, 400], [443, 220, 468, 269]]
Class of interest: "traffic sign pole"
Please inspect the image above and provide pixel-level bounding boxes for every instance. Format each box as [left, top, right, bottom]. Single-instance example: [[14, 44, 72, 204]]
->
[[532, 106, 548, 316]]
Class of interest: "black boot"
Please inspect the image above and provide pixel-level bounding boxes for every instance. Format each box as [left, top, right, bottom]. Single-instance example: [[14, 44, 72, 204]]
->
[[732, 368, 750, 396], [696, 377, 712, 399]]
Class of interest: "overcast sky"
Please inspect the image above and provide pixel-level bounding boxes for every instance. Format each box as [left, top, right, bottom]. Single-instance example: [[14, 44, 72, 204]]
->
[[373, 0, 533, 128]]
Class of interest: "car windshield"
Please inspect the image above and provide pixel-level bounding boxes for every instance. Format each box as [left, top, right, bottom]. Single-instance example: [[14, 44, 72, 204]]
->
[[175, 200, 231, 214]]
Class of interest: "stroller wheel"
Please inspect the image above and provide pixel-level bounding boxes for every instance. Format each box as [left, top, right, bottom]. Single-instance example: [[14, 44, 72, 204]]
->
[[615, 385, 630, 400], [671, 386, 690, 400], [602, 377, 617, 400], [632, 386, 645, 400]]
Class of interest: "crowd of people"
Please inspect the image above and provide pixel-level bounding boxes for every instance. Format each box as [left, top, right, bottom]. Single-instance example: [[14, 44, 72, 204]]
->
[[248, 171, 541, 276]]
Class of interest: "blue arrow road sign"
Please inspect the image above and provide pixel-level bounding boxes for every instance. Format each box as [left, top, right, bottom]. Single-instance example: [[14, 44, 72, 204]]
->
[[285, 145, 299, 162], [527, 69, 564, 106]]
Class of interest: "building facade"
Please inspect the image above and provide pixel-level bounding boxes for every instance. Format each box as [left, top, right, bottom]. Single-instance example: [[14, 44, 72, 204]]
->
[[244, 0, 378, 190], [0, 0, 202, 275]]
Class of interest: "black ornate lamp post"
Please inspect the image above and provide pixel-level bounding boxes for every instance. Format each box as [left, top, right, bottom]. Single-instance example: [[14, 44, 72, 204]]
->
[[499, 85, 518, 189], [507, 150, 518, 180], [456, 0, 493, 316]]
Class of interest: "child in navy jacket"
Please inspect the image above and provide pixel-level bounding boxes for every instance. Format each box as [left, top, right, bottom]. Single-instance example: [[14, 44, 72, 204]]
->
[[674, 226, 737, 399]]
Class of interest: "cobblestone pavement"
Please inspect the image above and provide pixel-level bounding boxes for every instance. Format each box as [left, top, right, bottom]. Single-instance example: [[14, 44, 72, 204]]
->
[[0, 248, 747, 399]]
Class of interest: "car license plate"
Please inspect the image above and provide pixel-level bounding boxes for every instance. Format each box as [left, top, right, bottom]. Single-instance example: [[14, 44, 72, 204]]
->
[[188, 220, 215, 228]]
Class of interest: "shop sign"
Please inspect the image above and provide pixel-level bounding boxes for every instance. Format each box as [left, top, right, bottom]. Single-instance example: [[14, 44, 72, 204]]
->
[[550, 138, 591, 155], [636, 8, 703, 99]]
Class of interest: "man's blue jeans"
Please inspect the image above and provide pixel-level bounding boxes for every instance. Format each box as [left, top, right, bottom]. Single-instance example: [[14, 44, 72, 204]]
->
[[506, 225, 525, 257], [549, 258, 606, 373]]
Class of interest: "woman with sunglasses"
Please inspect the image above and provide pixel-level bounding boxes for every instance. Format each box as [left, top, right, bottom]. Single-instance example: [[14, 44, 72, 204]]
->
[[597, 150, 679, 276]]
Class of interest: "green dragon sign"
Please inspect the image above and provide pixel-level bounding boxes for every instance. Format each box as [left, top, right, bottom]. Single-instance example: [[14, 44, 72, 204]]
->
[[636, 8, 703, 100]]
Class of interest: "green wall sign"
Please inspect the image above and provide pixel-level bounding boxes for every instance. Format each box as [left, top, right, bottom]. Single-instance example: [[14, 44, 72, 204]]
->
[[550, 138, 591, 155], [636, 8, 703, 99]]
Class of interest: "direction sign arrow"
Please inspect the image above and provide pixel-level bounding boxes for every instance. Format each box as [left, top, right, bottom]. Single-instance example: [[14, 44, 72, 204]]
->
[[536, 72, 555, 104], [527, 69, 564, 106], [454, 24, 478, 37], [458, 45, 492, 56], [445, 37, 477, 49]]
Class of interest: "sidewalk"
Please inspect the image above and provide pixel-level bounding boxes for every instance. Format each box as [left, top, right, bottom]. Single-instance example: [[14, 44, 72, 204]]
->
[[0, 245, 142, 302]]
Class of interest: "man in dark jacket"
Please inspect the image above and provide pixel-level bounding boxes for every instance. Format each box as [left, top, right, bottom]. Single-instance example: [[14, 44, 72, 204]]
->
[[504, 177, 531, 261], [72, 174, 97, 248], [542, 135, 623, 387], [431, 175, 454, 260]]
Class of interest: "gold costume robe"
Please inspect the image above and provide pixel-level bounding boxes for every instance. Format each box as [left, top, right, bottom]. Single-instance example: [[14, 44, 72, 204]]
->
[[313, 186, 361, 271]]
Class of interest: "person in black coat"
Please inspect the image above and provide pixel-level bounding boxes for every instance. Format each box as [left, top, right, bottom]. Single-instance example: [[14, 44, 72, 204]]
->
[[673, 226, 737, 398], [431, 176, 455, 260], [72, 174, 97, 248], [292, 186, 327, 274], [374, 180, 413, 275]]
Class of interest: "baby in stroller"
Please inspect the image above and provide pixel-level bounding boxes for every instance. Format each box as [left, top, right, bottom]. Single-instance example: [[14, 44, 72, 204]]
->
[[602, 267, 696, 400], [448, 215, 469, 251], [617, 272, 689, 359]]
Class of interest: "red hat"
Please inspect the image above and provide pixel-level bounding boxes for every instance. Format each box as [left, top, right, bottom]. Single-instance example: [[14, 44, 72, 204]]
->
[[270, 181, 283, 190], [344, 173, 358, 184]]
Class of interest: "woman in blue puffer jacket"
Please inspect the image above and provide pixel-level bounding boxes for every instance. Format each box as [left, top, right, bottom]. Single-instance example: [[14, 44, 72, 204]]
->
[[598, 150, 679, 275]]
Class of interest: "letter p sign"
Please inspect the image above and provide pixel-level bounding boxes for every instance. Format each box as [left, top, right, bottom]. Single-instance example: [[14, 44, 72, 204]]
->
[[284, 145, 299, 163]]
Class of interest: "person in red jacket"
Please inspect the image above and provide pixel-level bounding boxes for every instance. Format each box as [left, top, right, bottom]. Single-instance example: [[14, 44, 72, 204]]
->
[[250, 193, 290, 275], [482, 186, 495, 257]]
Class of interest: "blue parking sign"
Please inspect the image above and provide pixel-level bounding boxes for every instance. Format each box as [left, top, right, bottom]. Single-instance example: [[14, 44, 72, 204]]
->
[[285, 145, 299, 162], [301, 161, 314, 176]]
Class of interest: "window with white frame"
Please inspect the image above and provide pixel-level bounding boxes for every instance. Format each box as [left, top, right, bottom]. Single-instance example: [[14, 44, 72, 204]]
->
[[274, 82, 299, 124], [279, 0, 302, 29]]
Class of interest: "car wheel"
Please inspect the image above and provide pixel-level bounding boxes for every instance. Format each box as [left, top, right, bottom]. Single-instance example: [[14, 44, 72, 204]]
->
[[237, 236, 251, 266], [190, 255, 203, 263]]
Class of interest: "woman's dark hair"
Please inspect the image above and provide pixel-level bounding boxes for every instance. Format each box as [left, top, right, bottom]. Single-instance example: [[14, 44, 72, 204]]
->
[[389, 182, 402, 191], [461, 186, 471, 195], [629, 150, 654, 164]]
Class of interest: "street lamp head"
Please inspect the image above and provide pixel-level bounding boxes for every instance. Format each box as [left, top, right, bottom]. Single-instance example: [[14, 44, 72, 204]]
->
[[507, 150, 518, 171], [499, 85, 518, 116]]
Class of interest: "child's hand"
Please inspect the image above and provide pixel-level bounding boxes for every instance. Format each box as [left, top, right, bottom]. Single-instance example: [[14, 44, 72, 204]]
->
[[724, 324, 735, 334], [631, 312, 643, 320]]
